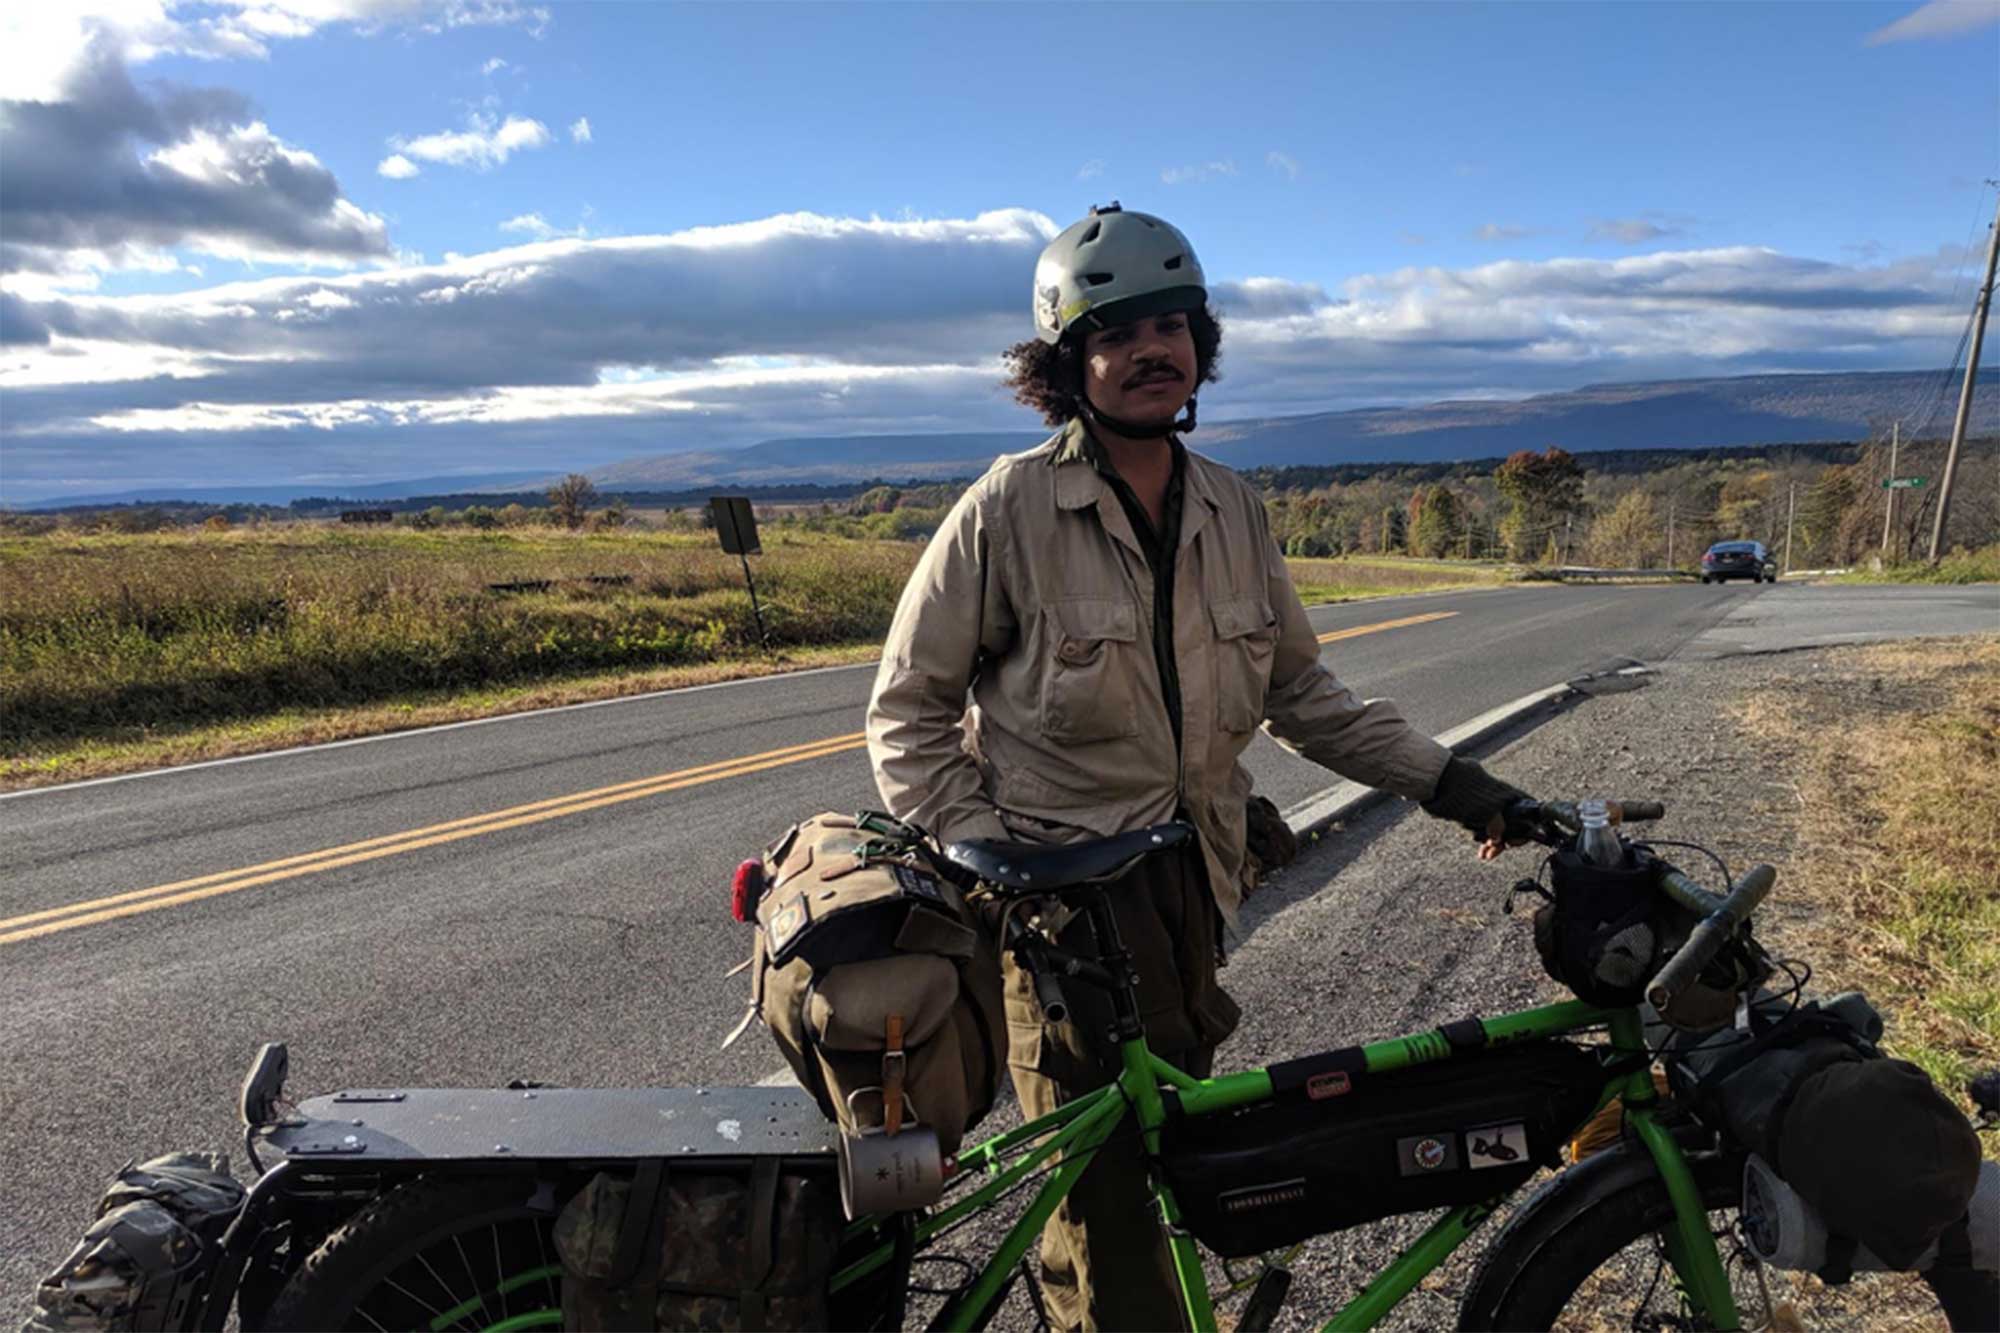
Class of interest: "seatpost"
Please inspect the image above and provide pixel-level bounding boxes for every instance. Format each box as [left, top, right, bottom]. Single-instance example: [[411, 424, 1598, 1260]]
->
[[1081, 888, 1147, 1044]]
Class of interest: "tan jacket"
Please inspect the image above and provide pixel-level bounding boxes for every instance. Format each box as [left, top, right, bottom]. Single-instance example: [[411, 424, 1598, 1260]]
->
[[865, 420, 1452, 924]]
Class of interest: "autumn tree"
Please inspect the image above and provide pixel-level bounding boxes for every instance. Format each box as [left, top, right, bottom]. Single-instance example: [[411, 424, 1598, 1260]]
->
[[548, 474, 597, 530], [1412, 485, 1464, 558], [1585, 489, 1660, 568], [1495, 447, 1585, 560]]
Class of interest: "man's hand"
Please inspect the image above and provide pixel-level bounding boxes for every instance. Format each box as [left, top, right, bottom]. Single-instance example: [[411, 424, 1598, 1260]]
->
[[1477, 812, 1522, 861], [1421, 756, 1531, 858]]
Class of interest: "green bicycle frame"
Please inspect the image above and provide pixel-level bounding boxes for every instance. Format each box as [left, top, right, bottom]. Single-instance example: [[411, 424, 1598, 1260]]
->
[[829, 999, 1738, 1332]]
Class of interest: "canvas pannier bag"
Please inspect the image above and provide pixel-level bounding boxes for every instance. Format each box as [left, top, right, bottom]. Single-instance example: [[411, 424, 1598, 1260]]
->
[[553, 1158, 905, 1331], [26, 1152, 244, 1333], [747, 812, 1005, 1159]]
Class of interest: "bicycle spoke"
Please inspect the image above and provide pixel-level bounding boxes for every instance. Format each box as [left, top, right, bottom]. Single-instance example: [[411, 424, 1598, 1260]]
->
[[492, 1223, 507, 1319], [449, 1232, 497, 1328], [378, 1274, 450, 1324]]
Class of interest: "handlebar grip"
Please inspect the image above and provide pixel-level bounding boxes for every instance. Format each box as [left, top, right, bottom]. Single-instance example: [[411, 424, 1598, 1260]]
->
[[1647, 863, 1776, 1010], [1614, 801, 1665, 822]]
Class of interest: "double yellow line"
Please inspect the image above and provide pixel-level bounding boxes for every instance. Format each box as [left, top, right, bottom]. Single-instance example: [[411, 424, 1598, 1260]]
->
[[0, 732, 867, 948], [5, 607, 1460, 949], [1318, 610, 1457, 644]]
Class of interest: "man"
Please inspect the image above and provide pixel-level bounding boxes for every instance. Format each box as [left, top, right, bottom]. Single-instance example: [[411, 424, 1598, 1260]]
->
[[866, 204, 1527, 1331]]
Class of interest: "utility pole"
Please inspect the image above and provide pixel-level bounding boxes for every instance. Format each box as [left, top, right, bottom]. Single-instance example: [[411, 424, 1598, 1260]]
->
[[1881, 421, 1899, 557], [1931, 188, 2000, 563], [1666, 499, 1676, 568], [1783, 483, 1796, 576]]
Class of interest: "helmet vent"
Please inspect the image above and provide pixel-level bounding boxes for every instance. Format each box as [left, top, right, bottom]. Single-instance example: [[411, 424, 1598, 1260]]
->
[[1079, 221, 1102, 246], [1163, 255, 1183, 270], [1083, 272, 1115, 287]]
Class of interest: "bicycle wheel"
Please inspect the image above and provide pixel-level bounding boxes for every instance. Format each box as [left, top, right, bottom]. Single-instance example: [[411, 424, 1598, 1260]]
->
[[262, 1174, 564, 1332], [1461, 1148, 1997, 1331]]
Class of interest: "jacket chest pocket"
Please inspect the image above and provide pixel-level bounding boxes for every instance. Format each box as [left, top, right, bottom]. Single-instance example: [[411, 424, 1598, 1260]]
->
[[1039, 598, 1141, 744], [1210, 595, 1278, 734]]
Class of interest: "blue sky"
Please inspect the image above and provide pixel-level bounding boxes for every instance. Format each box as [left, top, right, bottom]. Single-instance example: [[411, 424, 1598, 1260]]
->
[[3, 0, 1997, 501]]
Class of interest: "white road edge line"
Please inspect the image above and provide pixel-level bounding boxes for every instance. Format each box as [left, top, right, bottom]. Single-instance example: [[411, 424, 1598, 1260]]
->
[[0, 659, 882, 801], [757, 670, 1618, 1090]]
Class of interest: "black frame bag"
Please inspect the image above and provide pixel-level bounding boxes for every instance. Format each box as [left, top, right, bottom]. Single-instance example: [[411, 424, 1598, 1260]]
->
[[1162, 1041, 1603, 1258]]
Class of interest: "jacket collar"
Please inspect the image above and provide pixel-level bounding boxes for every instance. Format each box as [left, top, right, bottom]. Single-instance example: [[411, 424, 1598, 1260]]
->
[[1050, 416, 1221, 559]]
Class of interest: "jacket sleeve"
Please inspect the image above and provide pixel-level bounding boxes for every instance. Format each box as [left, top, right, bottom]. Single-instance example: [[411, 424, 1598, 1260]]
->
[[866, 484, 1017, 846], [1256, 508, 1452, 800]]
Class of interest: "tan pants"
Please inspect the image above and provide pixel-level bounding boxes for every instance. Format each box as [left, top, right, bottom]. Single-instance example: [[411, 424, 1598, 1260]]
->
[[1002, 850, 1240, 1333]]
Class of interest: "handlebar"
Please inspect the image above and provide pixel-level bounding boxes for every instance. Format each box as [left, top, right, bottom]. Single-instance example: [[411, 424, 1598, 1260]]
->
[[1508, 798, 1666, 836], [1506, 795, 1776, 1014], [1647, 863, 1776, 1010]]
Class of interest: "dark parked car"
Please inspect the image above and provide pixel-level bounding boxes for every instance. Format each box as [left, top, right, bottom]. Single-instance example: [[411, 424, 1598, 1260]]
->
[[1701, 540, 1778, 583]]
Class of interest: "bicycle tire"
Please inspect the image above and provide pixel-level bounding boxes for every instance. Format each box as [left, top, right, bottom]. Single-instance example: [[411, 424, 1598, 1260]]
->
[[260, 1173, 563, 1332], [1460, 1147, 1997, 1331]]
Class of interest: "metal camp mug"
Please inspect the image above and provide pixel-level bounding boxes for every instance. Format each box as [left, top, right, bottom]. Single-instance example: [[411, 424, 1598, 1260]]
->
[[837, 1090, 943, 1217]]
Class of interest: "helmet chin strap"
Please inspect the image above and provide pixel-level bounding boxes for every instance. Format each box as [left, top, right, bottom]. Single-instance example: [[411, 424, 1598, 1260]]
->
[[1081, 394, 1198, 441]]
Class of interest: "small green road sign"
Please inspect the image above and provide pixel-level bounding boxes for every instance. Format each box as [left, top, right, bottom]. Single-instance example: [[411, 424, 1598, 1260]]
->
[[1882, 476, 1927, 489]]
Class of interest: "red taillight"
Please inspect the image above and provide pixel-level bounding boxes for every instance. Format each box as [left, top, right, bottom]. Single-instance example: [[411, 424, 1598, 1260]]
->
[[731, 859, 766, 923]]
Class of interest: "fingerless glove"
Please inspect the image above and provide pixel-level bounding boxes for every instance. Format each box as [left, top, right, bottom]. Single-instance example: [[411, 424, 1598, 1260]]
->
[[1420, 756, 1530, 835]]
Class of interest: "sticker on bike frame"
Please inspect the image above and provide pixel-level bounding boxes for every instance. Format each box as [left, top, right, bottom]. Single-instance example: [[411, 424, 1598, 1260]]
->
[[1397, 1134, 1459, 1175], [1305, 1070, 1352, 1100], [1465, 1122, 1528, 1168]]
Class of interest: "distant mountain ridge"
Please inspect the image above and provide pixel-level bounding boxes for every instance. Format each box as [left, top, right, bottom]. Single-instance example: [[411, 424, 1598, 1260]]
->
[[583, 369, 1994, 489], [15, 370, 1990, 509]]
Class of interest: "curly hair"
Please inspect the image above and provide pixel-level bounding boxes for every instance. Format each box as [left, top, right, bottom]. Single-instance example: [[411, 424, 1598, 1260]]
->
[[1000, 307, 1224, 428]]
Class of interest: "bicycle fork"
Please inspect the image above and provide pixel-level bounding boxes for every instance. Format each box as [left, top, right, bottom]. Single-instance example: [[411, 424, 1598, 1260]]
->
[[1609, 1009, 1740, 1330]]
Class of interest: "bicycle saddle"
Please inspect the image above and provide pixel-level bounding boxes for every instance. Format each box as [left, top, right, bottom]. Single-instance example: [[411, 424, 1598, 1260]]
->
[[945, 822, 1193, 895]]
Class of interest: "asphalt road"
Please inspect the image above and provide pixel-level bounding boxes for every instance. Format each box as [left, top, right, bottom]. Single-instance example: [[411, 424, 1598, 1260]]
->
[[3, 579, 1993, 1298]]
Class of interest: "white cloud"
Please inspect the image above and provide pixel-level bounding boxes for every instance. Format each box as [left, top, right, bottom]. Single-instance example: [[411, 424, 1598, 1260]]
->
[[1076, 159, 1104, 181], [1865, 0, 2000, 44], [1475, 223, 1532, 242], [481, 56, 509, 74], [1266, 151, 1300, 181], [4, 49, 392, 282], [568, 115, 591, 143], [1588, 216, 1692, 245], [1161, 160, 1238, 186], [499, 212, 585, 240], [377, 153, 420, 179], [391, 112, 552, 170], [2, 3, 552, 101], [2, 211, 1980, 498]]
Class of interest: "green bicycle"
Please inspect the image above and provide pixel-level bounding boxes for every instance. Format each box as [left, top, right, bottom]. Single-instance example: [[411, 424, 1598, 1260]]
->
[[166, 796, 1994, 1331]]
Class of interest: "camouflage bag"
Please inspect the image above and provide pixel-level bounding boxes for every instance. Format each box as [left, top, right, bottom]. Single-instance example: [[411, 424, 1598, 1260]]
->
[[739, 812, 1004, 1158], [25, 1152, 244, 1333], [553, 1160, 842, 1331]]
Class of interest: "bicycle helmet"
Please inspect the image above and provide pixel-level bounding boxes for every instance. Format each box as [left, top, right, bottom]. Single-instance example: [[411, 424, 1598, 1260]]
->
[[1032, 203, 1208, 345]]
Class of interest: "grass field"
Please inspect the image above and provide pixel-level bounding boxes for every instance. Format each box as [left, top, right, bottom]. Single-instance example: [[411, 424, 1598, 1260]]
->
[[1834, 541, 2000, 585], [1736, 637, 2000, 1130], [0, 528, 1514, 786], [1286, 553, 1513, 603]]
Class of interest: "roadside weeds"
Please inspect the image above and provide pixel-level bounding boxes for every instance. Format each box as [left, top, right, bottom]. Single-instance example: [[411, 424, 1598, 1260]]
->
[[1731, 635, 2000, 1125], [0, 642, 885, 790]]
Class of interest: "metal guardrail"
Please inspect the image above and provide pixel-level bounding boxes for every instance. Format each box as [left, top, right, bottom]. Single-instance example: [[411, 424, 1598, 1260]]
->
[[1549, 566, 1699, 582]]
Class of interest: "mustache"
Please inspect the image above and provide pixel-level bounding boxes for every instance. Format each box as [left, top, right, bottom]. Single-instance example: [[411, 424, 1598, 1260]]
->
[[1124, 364, 1184, 390]]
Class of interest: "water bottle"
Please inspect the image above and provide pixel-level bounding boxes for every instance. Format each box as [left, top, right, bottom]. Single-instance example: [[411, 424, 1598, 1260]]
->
[[1576, 799, 1626, 868]]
